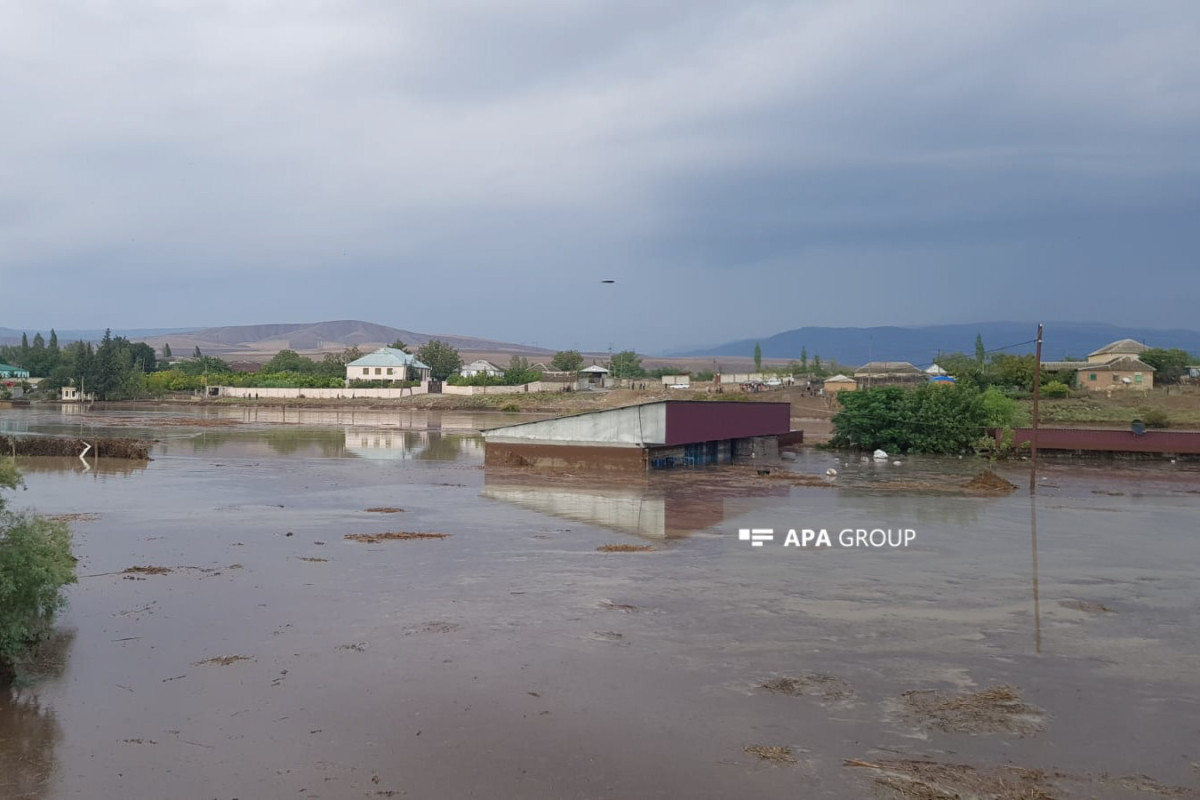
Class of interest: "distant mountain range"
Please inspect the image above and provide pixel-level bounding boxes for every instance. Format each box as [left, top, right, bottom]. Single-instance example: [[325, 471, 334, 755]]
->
[[0, 320, 553, 362], [673, 322, 1200, 366]]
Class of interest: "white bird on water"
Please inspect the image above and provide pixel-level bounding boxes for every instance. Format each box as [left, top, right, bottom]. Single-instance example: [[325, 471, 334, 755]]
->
[[826, 468, 838, 477]]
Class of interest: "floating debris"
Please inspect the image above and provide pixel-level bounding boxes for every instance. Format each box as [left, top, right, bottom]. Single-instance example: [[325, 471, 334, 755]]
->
[[345, 532, 449, 543], [596, 544, 655, 552], [123, 566, 172, 576], [364, 507, 406, 513], [901, 685, 1045, 735], [192, 655, 252, 667], [745, 745, 796, 764], [845, 758, 1054, 799], [297, 557, 329, 563], [761, 673, 853, 702], [42, 512, 101, 523], [598, 600, 639, 612], [1059, 599, 1115, 615], [963, 470, 1018, 493]]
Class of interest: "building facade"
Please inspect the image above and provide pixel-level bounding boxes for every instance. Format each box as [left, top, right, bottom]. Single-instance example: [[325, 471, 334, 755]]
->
[[345, 347, 432, 383]]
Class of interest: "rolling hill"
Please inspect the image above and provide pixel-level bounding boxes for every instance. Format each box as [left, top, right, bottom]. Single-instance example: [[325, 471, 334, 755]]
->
[[674, 322, 1200, 366]]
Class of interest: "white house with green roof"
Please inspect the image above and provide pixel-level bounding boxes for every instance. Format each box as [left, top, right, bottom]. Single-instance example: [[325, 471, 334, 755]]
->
[[346, 348, 431, 383], [0, 362, 30, 380]]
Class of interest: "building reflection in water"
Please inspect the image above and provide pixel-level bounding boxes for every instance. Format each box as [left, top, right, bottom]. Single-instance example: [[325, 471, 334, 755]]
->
[[344, 429, 481, 462], [483, 470, 789, 539]]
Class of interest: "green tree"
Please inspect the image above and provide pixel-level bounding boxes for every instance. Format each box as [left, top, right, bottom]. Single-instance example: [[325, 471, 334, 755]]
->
[[193, 346, 203, 359], [0, 461, 76, 686], [178, 355, 232, 377], [753, 342, 762, 372], [550, 350, 584, 372], [831, 384, 1007, 454], [800, 347, 808, 372], [974, 333, 986, 366], [503, 356, 542, 385], [162, 342, 172, 360], [608, 350, 645, 379], [416, 339, 462, 381], [1140, 348, 1191, 385], [992, 353, 1037, 391], [316, 346, 362, 378], [390, 340, 411, 353], [129, 342, 156, 373], [261, 349, 316, 374]]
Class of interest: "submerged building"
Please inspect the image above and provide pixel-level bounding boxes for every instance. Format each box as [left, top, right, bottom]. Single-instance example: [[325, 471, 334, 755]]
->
[[482, 400, 793, 470]]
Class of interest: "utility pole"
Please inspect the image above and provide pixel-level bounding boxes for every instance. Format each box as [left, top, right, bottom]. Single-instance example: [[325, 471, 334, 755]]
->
[[1029, 323, 1044, 493]]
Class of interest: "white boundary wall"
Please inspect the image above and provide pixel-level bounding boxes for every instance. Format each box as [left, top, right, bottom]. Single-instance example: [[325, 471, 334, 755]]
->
[[216, 384, 428, 399]]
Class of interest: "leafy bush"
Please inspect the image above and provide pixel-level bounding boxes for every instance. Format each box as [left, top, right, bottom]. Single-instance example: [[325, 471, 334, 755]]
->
[[831, 384, 1014, 454], [0, 461, 76, 686], [1041, 381, 1071, 398], [1140, 408, 1171, 428]]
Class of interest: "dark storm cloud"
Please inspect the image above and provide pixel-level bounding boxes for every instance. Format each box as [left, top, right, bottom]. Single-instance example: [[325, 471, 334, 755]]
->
[[1, 1, 1197, 350]]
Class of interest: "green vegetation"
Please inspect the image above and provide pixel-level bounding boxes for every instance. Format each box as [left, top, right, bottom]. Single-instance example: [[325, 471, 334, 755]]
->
[[0, 461, 77, 686], [416, 340, 462, 381], [1041, 381, 1071, 398], [1140, 407, 1171, 429], [1140, 348, 1192, 385], [448, 356, 542, 386], [608, 350, 645, 379], [550, 350, 584, 372], [753, 342, 762, 372], [831, 384, 1018, 454]]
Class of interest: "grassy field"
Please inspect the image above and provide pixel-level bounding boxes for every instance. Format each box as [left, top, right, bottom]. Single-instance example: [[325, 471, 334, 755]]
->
[[1020, 386, 1200, 428]]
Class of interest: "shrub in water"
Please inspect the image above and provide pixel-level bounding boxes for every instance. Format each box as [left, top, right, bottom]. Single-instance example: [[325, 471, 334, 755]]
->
[[0, 461, 77, 686]]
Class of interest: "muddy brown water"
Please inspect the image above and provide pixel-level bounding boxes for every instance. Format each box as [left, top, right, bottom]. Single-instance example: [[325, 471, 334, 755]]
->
[[2, 405, 1199, 799]]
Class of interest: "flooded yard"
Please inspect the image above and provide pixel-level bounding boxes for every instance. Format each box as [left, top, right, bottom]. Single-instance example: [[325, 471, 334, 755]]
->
[[2, 405, 1199, 799]]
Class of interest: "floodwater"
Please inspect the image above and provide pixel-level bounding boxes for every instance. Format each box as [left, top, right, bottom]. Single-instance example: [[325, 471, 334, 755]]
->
[[2, 405, 1199, 799]]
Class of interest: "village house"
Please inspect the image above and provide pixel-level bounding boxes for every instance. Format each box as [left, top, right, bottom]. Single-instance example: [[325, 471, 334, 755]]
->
[[821, 374, 857, 399], [1043, 339, 1155, 392], [460, 359, 503, 378], [345, 347, 431, 383], [0, 362, 30, 380], [853, 361, 924, 389]]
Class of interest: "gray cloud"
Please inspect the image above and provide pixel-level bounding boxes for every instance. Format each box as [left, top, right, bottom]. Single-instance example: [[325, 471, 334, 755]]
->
[[1, 0, 1197, 351]]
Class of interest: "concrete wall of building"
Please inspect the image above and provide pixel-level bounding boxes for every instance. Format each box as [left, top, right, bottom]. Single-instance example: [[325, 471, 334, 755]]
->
[[734, 436, 780, 462], [484, 403, 668, 446], [216, 384, 429, 399], [719, 373, 766, 384], [1076, 368, 1153, 391], [485, 442, 649, 470]]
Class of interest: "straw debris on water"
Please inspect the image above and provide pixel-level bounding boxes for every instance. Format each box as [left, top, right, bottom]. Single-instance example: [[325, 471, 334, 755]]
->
[[344, 532, 449, 543]]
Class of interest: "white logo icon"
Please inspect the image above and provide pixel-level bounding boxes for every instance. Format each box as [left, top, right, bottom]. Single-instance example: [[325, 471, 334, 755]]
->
[[739, 528, 775, 547]]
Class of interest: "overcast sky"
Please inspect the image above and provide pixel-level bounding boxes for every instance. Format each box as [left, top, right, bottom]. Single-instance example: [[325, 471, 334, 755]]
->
[[1, 1, 1197, 352]]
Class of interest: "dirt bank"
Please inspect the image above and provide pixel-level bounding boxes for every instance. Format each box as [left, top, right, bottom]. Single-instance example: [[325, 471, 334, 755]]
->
[[0, 434, 150, 460]]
